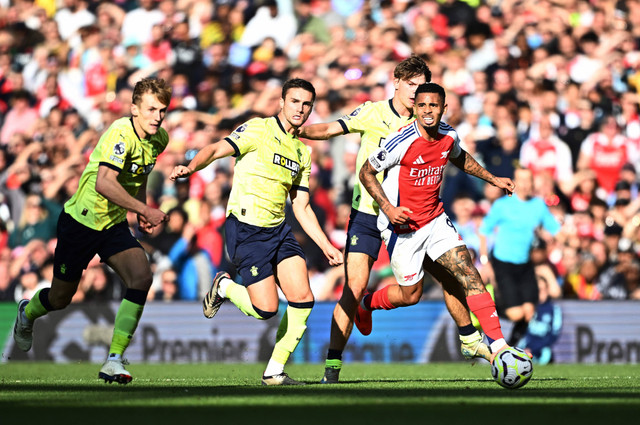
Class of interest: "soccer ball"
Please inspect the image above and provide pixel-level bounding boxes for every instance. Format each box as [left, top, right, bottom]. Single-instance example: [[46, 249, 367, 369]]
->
[[491, 347, 533, 389]]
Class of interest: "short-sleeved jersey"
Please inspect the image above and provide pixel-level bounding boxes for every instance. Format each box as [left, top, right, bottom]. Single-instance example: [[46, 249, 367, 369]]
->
[[338, 99, 415, 215], [368, 121, 462, 234], [478, 195, 561, 264], [579, 132, 636, 193], [64, 117, 169, 231], [224, 116, 311, 228], [519, 135, 573, 183]]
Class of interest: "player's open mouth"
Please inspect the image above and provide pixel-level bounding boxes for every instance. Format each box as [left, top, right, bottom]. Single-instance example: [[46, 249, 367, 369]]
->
[[424, 117, 434, 124]]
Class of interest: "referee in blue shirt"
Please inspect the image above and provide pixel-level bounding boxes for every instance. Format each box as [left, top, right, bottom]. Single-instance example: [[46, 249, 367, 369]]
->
[[479, 167, 561, 345]]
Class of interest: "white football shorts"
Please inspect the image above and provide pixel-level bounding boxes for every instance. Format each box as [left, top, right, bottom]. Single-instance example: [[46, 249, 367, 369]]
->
[[381, 212, 465, 286]]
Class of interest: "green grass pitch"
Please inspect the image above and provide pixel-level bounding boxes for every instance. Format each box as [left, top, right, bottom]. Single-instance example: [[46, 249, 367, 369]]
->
[[1, 362, 639, 425]]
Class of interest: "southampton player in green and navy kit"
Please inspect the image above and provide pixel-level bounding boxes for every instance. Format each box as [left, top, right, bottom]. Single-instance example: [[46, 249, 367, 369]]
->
[[170, 78, 343, 386], [299, 56, 492, 383], [13, 78, 173, 384]]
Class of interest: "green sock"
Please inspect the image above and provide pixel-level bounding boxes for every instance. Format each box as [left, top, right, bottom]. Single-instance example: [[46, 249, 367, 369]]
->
[[25, 289, 50, 321], [109, 299, 144, 356], [226, 281, 262, 319], [271, 304, 312, 366], [325, 358, 342, 370]]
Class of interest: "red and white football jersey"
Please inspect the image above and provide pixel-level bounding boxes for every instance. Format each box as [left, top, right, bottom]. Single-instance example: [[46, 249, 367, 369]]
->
[[519, 135, 573, 183], [580, 132, 635, 193], [367, 120, 462, 234]]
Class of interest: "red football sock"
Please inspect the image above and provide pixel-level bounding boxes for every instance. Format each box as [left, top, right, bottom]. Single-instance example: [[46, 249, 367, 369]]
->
[[365, 285, 395, 311], [466, 292, 504, 342]]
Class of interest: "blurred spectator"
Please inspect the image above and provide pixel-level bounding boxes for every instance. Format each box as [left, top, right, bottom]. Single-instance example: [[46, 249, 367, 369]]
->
[[520, 114, 574, 196], [1, 90, 38, 145], [0, 248, 16, 301], [451, 193, 482, 257], [141, 206, 187, 257], [120, 0, 165, 47], [518, 271, 563, 365], [8, 193, 59, 249], [81, 263, 121, 302], [570, 170, 599, 213], [167, 218, 215, 301], [169, 21, 205, 94], [564, 252, 602, 300], [530, 237, 562, 301], [477, 121, 520, 180], [562, 98, 598, 171], [239, 0, 297, 49], [596, 237, 635, 300], [577, 115, 636, 195], [154, 268, 179, 302], [54, 0, 95, 44]]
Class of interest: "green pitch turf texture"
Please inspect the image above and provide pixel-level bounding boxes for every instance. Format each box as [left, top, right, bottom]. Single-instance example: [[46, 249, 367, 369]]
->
[[1, 363, 639, 424]]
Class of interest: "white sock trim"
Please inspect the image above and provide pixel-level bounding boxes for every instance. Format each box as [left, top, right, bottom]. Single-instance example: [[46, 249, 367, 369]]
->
[[490, 338, 506, 354], [218, 278, 231, 298], [263, 359, 285, 377]]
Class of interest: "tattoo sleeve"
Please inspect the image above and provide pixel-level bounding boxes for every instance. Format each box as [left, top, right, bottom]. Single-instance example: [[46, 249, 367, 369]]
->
[[449, 150, 496, 185], [435, 246, 486, 296], [359, 160, 392, 213]]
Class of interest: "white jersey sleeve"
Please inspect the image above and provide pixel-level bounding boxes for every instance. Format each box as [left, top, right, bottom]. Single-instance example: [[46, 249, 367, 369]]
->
[[367, 126, 417, 172]]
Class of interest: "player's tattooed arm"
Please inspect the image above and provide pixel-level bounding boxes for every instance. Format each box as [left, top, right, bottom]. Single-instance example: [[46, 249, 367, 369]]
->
[[360, 160, 413, 224], [360, 160, 392, 213], [449, 149, 494, 182], [435, 246, 486, 296], [449, 150, 515, 196]]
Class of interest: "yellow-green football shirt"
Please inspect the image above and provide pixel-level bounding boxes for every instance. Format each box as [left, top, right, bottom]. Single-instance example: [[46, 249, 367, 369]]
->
[[224, 116, 311, 228], [64, 117, 169, 230], [338, 99, 415, 215]]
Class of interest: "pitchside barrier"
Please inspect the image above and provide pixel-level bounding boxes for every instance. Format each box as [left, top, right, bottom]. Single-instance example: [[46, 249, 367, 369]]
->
[[1, 300, 639, 364]]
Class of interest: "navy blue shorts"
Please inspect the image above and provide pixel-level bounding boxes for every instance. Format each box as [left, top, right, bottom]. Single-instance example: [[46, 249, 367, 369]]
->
[[53, 211, 142, 281], [225, 214, 305, 286], [344, 209, 381, 260]]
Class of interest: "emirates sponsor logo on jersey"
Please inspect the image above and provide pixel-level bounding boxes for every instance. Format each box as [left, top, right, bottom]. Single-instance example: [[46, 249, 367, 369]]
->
[[273, 153, 300, 177], [409, 164, 445, 186]]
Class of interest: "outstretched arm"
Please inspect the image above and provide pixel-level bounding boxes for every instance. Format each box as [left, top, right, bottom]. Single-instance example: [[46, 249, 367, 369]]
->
[[298, 121, 346, 140], [359, 160, 412, 224], [449, 149, 515, 197], [169, 139, 236, 180]]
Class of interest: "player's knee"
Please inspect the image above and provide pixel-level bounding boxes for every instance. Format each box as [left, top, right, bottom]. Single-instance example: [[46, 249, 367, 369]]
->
[[348, 280, 369, 301], [252, 305, 277, 320]]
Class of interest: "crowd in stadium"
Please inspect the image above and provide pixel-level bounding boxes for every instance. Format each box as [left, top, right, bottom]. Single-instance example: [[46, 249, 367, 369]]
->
[[1, 0, 640, 307]]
